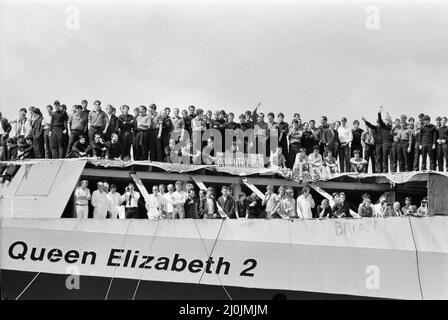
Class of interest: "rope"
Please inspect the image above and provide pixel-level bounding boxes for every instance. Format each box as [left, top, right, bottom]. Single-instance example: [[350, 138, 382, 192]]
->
[[15, 272, 40, 300], [104, 220, 132, 300], [191, 218, 232, 300], [407, 216, 425, 300], [131, 218, 160, 300]]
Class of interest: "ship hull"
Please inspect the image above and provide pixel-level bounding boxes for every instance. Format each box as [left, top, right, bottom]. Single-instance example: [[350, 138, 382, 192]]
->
[[1, 217, 448, 300]]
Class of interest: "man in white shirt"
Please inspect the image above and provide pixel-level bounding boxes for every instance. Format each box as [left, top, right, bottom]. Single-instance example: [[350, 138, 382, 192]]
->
[[337, 117, 353, 173], [296, 187, 315, 219], [373, 196, 388, 217], [163, 184, 175, 219], [108, 184, 123, 219], [74, 180, 91, 219], [91, 182, 109, 219], [262, 185, 280, 219], [172, 180, 187, 219], [122, 182, 141, 219], [42, 105, 53, 159], [146, 185, 165, 220]]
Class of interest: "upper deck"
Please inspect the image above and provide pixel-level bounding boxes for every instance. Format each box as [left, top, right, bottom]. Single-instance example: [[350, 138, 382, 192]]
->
[[1, 158, 447, 218]]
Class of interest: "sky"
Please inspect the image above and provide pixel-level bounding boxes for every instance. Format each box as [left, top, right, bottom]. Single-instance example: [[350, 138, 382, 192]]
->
[[1, 0, 447, 124]]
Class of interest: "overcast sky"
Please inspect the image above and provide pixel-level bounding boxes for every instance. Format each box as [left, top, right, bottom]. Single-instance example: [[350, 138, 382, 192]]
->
[[1, 0, 447, 123]]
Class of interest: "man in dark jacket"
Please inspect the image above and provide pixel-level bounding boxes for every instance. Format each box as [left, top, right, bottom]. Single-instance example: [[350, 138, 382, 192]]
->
[[184, 189, 199, 219], [362, 114, 383, 173], [418, 115, 438, 171], [50, 100, 68, 158], [217, 186, 236, 218], [0, 111, 12, 161], [377, 106, 393, 173], [68, 135, 90, 158], [247, 193, 263, 219], [436, 117, 448, 172], [104, 105, 118, 142], [30, 108, 45, 158], [89, 133, 107, 158], [315, 115, 330, 155], [105, 132, 123, 160], [321, 122, 339, 156], [0, 138, 19, 186]]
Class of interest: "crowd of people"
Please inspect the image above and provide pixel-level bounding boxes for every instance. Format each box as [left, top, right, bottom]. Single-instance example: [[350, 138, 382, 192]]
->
[[1, 100, 447, 185], [74, 180, 429, 220]]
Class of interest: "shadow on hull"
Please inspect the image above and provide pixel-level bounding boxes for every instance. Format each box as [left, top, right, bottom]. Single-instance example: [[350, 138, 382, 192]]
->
[[1, 270, 379, 300]]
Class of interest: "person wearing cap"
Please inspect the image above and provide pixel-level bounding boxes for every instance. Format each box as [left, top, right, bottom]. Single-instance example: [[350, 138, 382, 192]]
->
[[418, 115, 438, 171], [436, 116, 448, 171], [74, 180, 91, 218], [91, 181, 109, 219], [337, 117, 353, 172]]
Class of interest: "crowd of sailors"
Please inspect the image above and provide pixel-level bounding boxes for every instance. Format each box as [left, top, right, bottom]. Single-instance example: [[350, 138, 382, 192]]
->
[[1, 100, 447, 185], [74, 180, 429, 220]]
